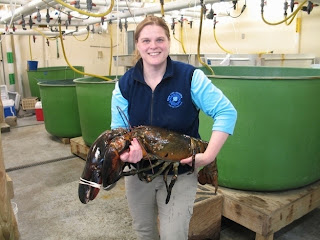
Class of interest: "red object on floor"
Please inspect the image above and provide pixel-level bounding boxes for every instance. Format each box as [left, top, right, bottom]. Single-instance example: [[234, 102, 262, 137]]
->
[[35, 108, 44, 121], [35, 101, 44, 121]]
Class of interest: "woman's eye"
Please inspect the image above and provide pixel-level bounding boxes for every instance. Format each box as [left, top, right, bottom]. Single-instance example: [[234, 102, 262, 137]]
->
[[142, 39, 150, 43]]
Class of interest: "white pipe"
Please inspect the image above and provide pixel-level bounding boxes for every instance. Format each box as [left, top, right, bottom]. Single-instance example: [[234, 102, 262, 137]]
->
[[1, 29, 60, 36], [0, 27, 89, 36], [83, 0, 221, 25], [0, 0, 26, 4], [64, 0, 141, 7], [65, 0, 110, 6], [13, 35, 24, 96], [0, 0, 56, 24]]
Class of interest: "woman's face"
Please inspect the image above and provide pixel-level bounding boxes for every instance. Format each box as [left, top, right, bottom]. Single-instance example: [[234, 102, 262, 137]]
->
[[136, 24, 170, 68]]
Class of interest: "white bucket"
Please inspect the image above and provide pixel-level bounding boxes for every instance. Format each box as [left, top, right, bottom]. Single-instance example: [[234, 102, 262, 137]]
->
[[11, 201, 18, 224]]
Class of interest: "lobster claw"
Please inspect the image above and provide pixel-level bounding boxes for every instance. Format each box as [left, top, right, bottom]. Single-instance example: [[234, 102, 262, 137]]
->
[[198, 159, 218, 194], [101, 146, 126, 189], [78, 135, 107, 204], [78, 167, 102, 204], [78, 153, 103, 204]]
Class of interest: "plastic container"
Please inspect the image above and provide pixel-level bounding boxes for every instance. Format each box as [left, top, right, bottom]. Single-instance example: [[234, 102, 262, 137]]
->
[[27, 60, 38, 71], [2, 99, 16, 117], [74, 76, 119, 146], [27, 66, 84, 99], [198, 66, 320, 191], [35, 101, 44, 121], [38, 79, 81, 138]]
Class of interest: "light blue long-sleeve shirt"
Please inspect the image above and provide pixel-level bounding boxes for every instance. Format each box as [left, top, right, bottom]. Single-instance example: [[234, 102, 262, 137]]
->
[[111, 69, 237, 135]]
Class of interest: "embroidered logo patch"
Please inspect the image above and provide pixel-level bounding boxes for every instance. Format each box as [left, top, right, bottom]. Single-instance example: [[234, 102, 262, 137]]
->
[[167, 92, 183, 108]]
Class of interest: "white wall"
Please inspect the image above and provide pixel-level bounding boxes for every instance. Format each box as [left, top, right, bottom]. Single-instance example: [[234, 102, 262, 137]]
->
[[1, 0, 320, 97]]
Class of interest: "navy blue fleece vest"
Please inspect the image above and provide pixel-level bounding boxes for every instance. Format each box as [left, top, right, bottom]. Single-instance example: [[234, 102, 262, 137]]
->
[[119, 57, 200, 138]]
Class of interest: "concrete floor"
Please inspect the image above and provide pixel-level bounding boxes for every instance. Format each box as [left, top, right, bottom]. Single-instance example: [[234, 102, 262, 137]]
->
[[2, 114, 320, 240]]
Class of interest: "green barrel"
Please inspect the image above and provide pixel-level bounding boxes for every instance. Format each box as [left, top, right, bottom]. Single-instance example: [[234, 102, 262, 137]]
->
[[28, 66, 84, 99], [74, 76, 119, 146], [199, 66, 320, 191], [38, 79, 82, 138]]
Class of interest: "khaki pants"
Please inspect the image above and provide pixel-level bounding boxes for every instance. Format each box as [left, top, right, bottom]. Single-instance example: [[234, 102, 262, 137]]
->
[[125, 171, 198, 240]]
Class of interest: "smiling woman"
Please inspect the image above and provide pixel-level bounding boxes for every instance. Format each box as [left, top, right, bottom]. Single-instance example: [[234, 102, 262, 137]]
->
[[136, 24, 170, 90], [110, 15, 237, 240]]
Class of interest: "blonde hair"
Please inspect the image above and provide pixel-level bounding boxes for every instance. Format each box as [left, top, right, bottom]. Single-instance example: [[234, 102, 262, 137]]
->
[[133, 15, 170, 64]]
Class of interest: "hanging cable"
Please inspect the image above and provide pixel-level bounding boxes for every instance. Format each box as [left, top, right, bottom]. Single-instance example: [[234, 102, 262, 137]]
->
[[197, 0, 214, 75], [58, 23, 112, 81]]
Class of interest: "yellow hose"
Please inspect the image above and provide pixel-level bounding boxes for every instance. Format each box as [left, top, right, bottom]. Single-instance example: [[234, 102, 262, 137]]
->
[[213, 26, 233, 54], [73, 30, 90, 41], [160, 0, 165, 17], [108, 22, 113, 76], [54, 0, 114, 18], [197, 4, 214, 75], [58, 23, 113, 81], [180, 25, 187, 54], [261, 0, 307, 26], [173, 34, 186, 54], [33, 28, 59, 40]]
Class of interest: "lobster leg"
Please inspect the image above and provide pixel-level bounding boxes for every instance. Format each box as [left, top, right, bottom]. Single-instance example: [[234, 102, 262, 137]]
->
[[121, 160, 164, 177], [163, 163, 173, 192], [144, 161, 172, 182], [165, 162, 179, 204]]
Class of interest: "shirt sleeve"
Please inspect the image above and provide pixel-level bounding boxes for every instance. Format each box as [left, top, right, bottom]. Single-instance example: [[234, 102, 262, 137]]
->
[[191, 69, 237, 135], [111, 81, 129, 129]]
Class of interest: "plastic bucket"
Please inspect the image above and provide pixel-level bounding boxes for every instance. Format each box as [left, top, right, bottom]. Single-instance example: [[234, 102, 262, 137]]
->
[[27, 66, 84, 99], [74, 76, 119, 146], [199, 66, 320, 191], [27, 60, 38, 71], [38, 79, 81, 138]]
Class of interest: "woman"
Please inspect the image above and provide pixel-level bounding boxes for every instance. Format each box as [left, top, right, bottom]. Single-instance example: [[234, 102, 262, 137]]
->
[[111, 15, 237, 240]]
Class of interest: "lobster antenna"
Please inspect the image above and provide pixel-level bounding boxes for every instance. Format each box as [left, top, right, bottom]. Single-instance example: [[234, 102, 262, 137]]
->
[[116, 106, 131, 130]]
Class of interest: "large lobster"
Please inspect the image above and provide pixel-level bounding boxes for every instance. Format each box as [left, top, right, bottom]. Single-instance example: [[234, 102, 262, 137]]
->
[[78, 125, 218, 204]]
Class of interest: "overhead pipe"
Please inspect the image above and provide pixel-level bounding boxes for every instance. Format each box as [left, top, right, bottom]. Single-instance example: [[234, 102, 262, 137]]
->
[[2, 0, 222, 34], [0, 0, 26, 4], [64, 0, 143, 7], [0, 0, 57, 24], [81, 0, 221, 25], [0, 28, 83, 36]]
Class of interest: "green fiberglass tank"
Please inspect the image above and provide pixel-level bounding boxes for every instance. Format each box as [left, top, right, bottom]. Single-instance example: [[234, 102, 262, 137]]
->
[[38, 79, 81, 138], [199, 66, 320, 191], [74, 76, 118, 146], [28, 66, 84, 99]]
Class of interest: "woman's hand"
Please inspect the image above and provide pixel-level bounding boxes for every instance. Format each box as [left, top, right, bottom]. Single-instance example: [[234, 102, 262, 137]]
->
[[120, 138, 143, 163], [180, 153, 211, 169], [180, 131, 229, 169]]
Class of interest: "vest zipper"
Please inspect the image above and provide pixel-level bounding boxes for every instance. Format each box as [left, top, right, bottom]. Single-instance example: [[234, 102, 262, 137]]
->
[[150, 91, 154, 124]]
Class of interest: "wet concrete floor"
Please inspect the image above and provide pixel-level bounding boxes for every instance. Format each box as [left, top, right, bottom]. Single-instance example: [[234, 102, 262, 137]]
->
[[1, 115, 320, 240]]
